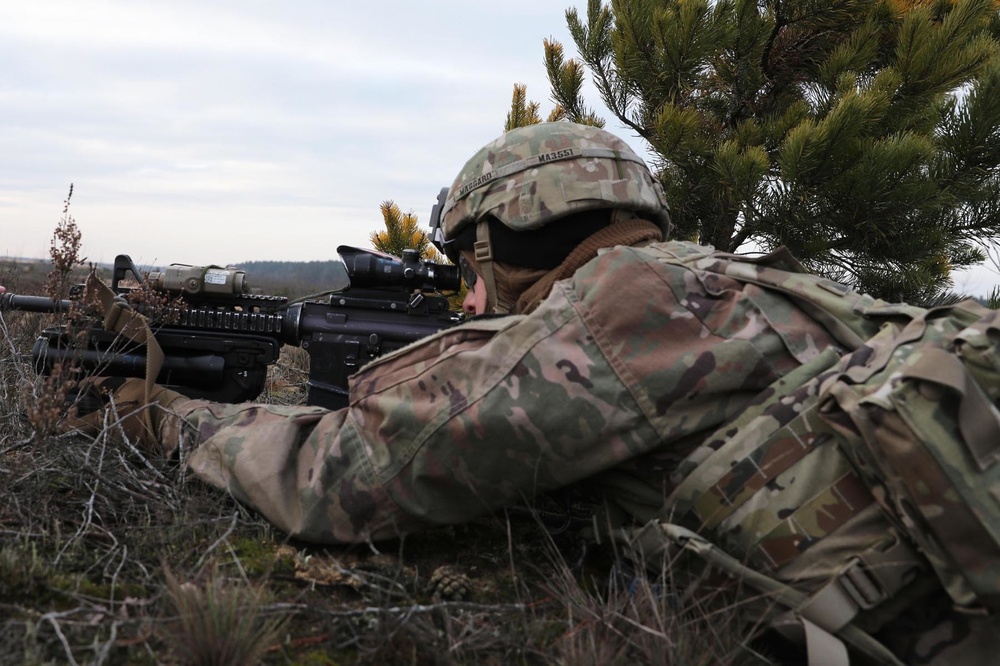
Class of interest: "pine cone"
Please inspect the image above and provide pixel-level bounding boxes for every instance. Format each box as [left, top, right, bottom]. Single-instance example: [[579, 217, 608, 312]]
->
[[427, 565, 471, 602]]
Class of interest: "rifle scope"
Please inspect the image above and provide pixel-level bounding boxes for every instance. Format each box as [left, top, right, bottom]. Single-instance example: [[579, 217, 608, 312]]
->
[[337, 245, 460, 292]]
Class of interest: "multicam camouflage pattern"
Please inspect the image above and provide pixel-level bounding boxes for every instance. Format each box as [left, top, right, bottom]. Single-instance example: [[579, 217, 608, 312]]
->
[[666, 347, 891, 582], [165, 238, 1000, 662], [653, 289, 1000, 663], [440, 122, 672, 241], [818, 303, 1000, 609], [877, 593, 1000, 665], [177, 240, 863, 542]]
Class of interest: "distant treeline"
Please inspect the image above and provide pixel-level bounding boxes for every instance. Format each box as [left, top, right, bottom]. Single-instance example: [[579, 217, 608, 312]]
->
[[235, 260, 348, 298]]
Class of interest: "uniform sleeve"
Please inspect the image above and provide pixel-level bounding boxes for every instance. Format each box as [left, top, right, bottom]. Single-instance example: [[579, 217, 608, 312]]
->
[[180, 282, 658, 543]]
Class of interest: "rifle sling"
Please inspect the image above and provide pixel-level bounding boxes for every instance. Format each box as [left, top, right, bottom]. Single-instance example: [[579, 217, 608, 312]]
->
[[86, 271, 165, 435]]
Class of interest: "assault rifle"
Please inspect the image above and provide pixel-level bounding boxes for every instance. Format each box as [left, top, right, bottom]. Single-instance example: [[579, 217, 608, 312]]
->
[[0, 247, 463, 410]]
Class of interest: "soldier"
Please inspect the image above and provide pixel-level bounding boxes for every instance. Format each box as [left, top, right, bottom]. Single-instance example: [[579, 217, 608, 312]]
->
[[22, 122, 1000, 663]]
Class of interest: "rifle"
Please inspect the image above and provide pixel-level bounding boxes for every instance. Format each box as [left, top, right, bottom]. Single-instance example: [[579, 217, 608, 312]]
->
[[0, 246, 463, 410]]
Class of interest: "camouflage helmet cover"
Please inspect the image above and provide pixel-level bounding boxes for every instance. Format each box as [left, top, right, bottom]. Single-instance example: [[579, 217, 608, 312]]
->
[[439, 122, 671, 245]]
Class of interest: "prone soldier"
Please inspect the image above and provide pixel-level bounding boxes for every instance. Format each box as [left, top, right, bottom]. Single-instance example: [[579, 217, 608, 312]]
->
[[9, 122, 1000, 664]]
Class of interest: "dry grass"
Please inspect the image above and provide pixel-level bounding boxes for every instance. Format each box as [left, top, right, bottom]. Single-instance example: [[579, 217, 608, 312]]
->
[[162, 566, 288, 665], [0, 257, 782, 666]]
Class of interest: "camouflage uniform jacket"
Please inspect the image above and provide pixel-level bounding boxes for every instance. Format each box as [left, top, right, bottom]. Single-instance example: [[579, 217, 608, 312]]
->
[[173, 240, 900, 544]]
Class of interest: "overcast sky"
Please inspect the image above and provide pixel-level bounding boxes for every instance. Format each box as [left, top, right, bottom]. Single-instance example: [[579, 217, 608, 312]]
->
[[2, 0, 997, 294], [2, 1, 593, 265]]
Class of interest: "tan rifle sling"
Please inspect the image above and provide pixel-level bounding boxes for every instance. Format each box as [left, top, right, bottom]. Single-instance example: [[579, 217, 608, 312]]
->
[[84, 270, 165, 434]]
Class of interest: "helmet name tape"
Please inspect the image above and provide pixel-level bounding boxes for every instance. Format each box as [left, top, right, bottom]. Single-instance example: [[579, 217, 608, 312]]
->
[[537, 148, 576, 163], [458, 172, 495, 199], [444, 147, 646, 217]]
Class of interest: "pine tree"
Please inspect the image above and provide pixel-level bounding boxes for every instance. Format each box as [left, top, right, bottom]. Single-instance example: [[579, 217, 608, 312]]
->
[[540, 0, 1000, 301], [506, 84, 545, 130], [370, 201, 440, 261], [504, 82, 572, 130]]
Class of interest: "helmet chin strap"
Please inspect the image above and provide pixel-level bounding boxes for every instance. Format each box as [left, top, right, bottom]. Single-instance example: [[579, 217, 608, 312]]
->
[[474, 219, 511, 315]]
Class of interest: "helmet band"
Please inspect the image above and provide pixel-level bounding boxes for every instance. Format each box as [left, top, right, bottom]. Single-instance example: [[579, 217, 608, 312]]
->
[[441, 147, 646, 219]]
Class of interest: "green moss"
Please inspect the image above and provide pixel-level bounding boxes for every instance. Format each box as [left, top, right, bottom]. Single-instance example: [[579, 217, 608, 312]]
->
[[290, 650, 341, 666], [230, 535, 295, 578], [73, 577, 150, 600]]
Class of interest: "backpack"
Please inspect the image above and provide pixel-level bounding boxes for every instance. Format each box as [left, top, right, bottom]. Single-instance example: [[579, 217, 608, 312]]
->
[[614, 248, 1000, 664]]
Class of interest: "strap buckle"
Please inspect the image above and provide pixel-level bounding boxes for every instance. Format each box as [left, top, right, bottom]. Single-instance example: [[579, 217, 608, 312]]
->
[[474, 239, 492, 263], [838, 557, 888, 610]]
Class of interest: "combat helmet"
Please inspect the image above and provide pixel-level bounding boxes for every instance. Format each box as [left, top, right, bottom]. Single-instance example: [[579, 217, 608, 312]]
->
[[429, 122, 670, 313]]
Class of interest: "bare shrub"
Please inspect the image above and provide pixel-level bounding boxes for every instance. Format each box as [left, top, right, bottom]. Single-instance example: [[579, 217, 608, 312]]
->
[[44, 184, 86, 301], [10, 185, 94, 443], [21, 361, 79, 444]]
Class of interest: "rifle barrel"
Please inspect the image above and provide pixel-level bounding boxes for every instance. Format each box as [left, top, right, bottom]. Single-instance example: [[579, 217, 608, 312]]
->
[[0, 294, 72, 314]]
